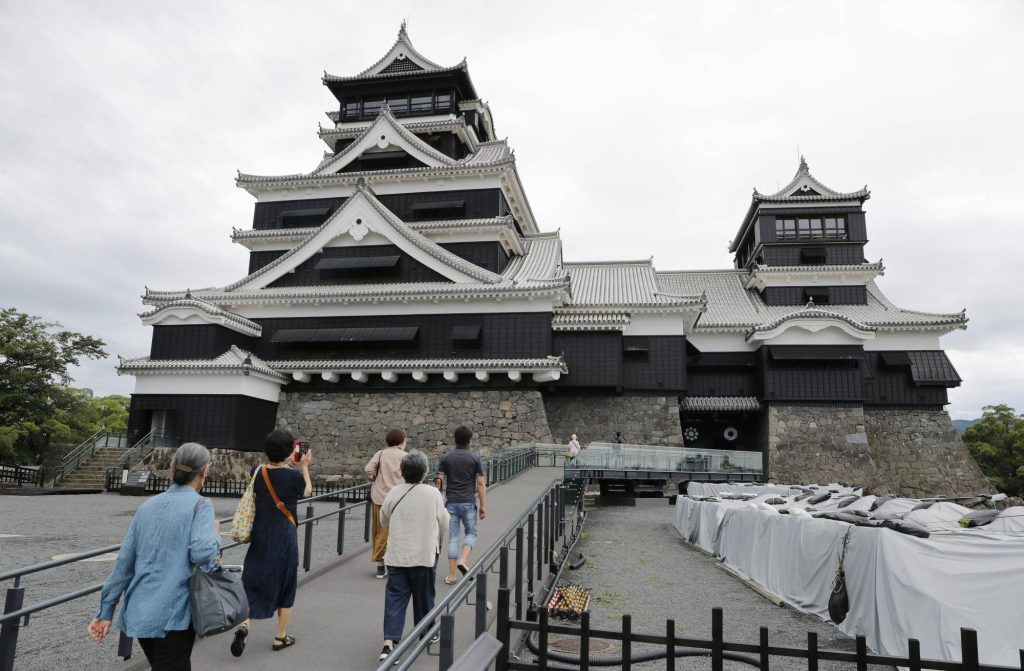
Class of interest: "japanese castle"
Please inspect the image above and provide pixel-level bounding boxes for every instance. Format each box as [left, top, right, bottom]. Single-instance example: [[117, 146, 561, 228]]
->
[[118, 25, 981, 492]]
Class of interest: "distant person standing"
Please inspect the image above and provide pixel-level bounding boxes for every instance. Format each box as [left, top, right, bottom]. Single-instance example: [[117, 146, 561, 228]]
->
[[365, 428, 408, 579], [435, 426, 486, 585], [566, 434, 581, 463]]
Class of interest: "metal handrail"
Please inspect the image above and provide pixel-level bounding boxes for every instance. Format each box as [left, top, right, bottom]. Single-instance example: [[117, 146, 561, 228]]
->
[[377, 467, 580, 671], [0, 444, 546, 670], [54, 428, 108, 486]]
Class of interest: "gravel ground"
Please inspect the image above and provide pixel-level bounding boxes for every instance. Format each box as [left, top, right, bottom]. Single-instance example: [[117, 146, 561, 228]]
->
[[550, 497, 883, 671], [0, 492, 372, 671]]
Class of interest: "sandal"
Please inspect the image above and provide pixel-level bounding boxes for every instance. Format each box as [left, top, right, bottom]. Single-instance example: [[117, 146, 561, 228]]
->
[[456, 564, 469, 576], [272, 635, 296, 651], [444, 576, 458, 585], [230, 624, 248, 657]]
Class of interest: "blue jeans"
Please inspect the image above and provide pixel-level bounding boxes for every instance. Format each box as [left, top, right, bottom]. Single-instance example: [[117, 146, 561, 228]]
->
[[446, 502, 478, 560], [383, 565, 434, 642]]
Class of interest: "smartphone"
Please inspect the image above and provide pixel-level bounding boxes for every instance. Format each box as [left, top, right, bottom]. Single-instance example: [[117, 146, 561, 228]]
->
[[292, 440, 310, 462]]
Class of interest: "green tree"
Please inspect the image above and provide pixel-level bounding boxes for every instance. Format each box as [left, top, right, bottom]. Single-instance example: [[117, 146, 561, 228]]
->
[[962, 404, 1024, 497], [0, 307, 107, 463]]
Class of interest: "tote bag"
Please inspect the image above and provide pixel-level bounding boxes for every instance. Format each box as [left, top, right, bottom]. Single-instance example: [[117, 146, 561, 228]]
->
[[190, 498, 249, 637], [230, 468, 260, 542]]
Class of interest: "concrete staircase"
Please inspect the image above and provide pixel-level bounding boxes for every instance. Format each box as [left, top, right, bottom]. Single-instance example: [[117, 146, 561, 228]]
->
[[58, 448, 125, 489]]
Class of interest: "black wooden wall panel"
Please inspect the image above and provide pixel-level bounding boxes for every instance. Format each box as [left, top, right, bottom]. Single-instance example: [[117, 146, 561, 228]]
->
[[150, 325, 255, 360], [439, 242, 510, 274], [761, 243, 866, 266], [757, 347, 863, 402], [621, 336, 687, 391], [687, 369, 757, 396], [758, 207, 866, 244], [761, 286, 867, 306], [128, 395, 278, 452], [551, 332, 621, 388], [247, 241, 509, 277], [253, 312, 552, 361], [265, 245, 451, 287], [251, 190, 508, 230], [861, 352, 951, 406]]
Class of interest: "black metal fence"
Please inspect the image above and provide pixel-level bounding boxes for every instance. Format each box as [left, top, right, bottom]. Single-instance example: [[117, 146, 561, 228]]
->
[[497, 607, 1023, 671], [0, 446, 541, 671], [375, 475, 589, 671], [0, 465, 42, 488]]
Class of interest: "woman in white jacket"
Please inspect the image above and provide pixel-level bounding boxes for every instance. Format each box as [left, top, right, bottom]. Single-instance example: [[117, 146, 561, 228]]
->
[[377, 450, 449, 662]]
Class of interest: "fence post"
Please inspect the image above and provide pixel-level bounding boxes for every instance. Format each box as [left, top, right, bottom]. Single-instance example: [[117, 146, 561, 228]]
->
[[499, 546, 509, 589], [711, 608, 723, 671], [496, 587, 510, 671], [536, 501, 545, 582], [538, 608, 549, 670], [580, 610, 591, 671], [759, 627, 770, 671], [908, 639, 921, 671], [855, 636, 867, 671], [363, 498, 371, 543], [117, 630, 133, 660], [665, 619, 675, 671], [439, 614, 455, 671], [527, 513, 535, 604], [960, 629, 979, 671], [515, 526, 524, 621], [302, 504, 314, 572], [0, 585, 26, 671], [622, 614, 632, 671], [475, 572, 488, 637], [337, 504, 346, 556], [808, 631, 818, 671]]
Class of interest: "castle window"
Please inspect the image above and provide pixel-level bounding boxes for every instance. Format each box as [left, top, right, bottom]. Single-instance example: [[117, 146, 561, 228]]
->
[[388, 96, 409, 115], [804, 287, 830, 304], [435, 94, 452, 112], [410, 94, 433, 113], [775, 216, 847, 241], [362, 99, 384, 117]]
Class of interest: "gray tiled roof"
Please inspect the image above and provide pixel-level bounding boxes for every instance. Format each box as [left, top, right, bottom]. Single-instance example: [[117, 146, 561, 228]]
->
[[118, 346, 288, 383], [564, 260, 704, 308], [754, 157, 870, 203], [682, 396, 761, 412], [231, 217, 518, 245], [138, 298, 262, 337], [552, 312, 631, 331], [656, 270, 967, 332], [270, 355, 567, 373]]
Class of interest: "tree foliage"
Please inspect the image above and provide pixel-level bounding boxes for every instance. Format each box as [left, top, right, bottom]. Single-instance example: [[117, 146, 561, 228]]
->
[[962, 404, 1024, 498], [0, 307, 109, 463]]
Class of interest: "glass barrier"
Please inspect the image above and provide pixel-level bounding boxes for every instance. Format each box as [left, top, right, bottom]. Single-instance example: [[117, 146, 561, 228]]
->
[[564, 442, 763, 474]]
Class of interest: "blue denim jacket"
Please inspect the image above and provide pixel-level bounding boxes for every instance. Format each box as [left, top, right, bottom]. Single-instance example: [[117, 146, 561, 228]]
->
[[96, 485, 220, 638]]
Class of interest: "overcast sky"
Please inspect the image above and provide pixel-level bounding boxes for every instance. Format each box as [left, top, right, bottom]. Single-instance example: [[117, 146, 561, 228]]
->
[[1, 1, 1021, 420]]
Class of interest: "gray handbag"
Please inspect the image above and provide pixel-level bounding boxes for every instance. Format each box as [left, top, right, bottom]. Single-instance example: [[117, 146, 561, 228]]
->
[[189, 499, 249, 637]]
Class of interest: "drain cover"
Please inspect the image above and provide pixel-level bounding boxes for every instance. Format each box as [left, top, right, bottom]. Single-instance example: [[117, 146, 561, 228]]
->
[[549, 637, 615, 653]]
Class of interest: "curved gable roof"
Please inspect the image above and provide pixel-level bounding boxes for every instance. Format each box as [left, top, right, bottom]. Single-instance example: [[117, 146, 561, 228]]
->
[[315, 106, 460, 175], [223, 184, 502, 292]]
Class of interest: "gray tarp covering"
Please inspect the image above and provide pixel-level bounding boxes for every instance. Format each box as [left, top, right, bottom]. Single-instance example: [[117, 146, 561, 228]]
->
[[675, 497, 1024, 665]]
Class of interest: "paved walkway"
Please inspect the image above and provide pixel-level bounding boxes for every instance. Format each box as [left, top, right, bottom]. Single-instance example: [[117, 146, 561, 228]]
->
[[179, 467, 561, 671]]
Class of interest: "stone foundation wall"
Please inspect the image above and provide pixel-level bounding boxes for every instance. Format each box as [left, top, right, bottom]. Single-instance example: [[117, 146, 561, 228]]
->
[[544, 395, 683, 446], [863, 408, 993, 497], [143, 447, 266, 482], [274, 390, 553, 477], [767, 405, 994, 497]]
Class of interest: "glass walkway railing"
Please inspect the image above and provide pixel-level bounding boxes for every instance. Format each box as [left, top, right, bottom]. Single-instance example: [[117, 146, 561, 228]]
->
[[564, 442, 764, 475]]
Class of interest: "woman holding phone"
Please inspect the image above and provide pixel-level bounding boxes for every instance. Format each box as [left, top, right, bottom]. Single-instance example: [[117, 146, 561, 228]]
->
[[230, 428, 312, 656]]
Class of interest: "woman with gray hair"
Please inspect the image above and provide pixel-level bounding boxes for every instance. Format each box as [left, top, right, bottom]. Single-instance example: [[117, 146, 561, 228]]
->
[[377, 450, 449, 662], [89, 442, 221, 670]]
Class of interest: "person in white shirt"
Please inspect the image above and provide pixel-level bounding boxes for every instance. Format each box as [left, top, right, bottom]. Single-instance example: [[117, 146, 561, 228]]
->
[[566, 434, 581, 462], [377, 450, 449, 662]]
